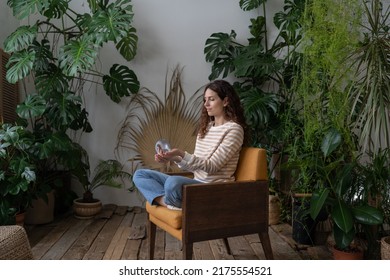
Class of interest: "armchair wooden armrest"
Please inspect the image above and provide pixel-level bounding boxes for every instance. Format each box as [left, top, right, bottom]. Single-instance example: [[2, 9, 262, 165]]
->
[[181, 180, 273, 259]]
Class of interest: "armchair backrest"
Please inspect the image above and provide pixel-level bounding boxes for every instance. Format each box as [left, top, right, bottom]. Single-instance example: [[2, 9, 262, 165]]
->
[[234, 147, 268, 181]]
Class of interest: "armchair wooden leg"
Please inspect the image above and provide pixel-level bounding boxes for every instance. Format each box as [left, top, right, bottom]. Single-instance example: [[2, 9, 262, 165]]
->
[[148, 219, 156, 260], [182, 241, 193, 260], [259, 232, 274, 260]]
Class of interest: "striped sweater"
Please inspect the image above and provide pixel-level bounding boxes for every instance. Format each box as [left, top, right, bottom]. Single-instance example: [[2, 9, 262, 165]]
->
[[176, 121, 244, 183]]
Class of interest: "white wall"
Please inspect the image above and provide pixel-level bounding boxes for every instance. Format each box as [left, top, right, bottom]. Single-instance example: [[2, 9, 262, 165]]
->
[[0, 3, 19, 50], [1, 0, 284, 207], [83, 0, 283, 207]]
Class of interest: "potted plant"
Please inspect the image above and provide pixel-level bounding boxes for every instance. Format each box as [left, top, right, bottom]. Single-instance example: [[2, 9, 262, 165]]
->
[[0, 124, 36, 225], [359, 148, 390, 259], [3, 0, 140, 219], [309, 129, 384, 259], [72, 159, 133, 219]]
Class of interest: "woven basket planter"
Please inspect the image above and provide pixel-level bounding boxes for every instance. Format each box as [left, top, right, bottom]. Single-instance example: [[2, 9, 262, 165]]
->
[[269, 195, 281, 225], [381, 236, 390, 260]]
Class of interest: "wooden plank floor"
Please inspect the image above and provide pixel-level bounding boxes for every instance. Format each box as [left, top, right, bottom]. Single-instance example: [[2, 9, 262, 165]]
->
[[25, 205, 333, 260]]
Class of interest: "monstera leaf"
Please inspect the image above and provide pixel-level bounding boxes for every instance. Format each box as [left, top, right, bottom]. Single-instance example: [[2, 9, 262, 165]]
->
[[35, 63, 70, 95], [240, 88, 278, 127], [59, 36, 98, 77], [3, 25, 38, 53], [6, 49, 36, 84], [42, 0, 68, 18], [6, 0, 49, 20], [204, 31, 240, 80], [103, 64, 140, 103], [239, 0, 266, 11], [116, 27, 138, 61], [204, 31, 237, 62], [16, 95, 46, 119]]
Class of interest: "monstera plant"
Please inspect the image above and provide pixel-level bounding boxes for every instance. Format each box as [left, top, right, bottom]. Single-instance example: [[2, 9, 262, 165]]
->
[[1, 0, 140, 222]]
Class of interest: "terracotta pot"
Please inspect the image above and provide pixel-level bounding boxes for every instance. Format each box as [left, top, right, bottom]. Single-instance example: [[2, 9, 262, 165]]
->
[[15, 211, 26, 226], [72, 198, 102, 219], [331, 246, 364, 260]]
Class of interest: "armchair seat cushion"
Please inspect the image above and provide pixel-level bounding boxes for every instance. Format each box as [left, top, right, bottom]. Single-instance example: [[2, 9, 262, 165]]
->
[[146, 202, 182, 229]]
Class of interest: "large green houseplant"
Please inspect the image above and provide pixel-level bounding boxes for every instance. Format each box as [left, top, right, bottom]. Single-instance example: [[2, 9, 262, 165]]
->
[[1, 0, 140, 223], [309, 129, 384, 258], [204, 0, 305, 151]]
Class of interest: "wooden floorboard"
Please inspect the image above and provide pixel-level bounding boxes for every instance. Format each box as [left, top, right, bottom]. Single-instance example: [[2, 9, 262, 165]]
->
[[25, 205, 333, 260]]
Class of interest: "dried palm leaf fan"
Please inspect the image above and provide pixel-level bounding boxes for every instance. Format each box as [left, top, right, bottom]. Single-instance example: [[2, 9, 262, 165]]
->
[[116, 66, 204, 172]]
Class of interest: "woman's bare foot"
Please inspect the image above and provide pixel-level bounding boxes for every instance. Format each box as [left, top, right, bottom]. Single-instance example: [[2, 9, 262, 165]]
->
[[153, 196, 167, 207]]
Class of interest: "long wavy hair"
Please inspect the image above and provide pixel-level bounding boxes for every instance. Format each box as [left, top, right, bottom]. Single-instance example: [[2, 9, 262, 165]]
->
[[198, 80, 249, 145]]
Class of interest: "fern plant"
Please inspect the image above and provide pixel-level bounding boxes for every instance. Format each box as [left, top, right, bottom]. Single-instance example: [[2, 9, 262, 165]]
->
[[81, 159, 133, 203]]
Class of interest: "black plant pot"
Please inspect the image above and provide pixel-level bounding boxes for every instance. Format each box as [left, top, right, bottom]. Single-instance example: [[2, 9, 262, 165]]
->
[[292, 199, 316, 245]]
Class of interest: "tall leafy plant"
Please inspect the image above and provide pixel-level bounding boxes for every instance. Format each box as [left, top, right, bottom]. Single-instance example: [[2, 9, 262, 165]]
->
[[347, 0, 390, 154], [1, 0, 140, 221], [204, 0, 305, 150], [287, 0, 362, 194], [3, 0, 139, 169], [309, 129, 384, 251]]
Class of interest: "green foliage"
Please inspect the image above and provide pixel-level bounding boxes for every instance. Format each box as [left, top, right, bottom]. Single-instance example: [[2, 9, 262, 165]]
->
[[2, 0, 140, 223], [288, 0, 362, 194], [0, 124, 36, 222], [239, 0, 266, 11], [5, 0, 140, 102], [87, 159, 132, 194], [348, 1, 390, 153], [80, 159, 132, 203], [309, 129, 384, 250], [204, 0, 306, 150]]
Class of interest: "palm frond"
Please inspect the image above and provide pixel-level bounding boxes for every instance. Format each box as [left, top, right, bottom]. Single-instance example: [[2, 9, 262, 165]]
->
[[116, 66, 204, 172]]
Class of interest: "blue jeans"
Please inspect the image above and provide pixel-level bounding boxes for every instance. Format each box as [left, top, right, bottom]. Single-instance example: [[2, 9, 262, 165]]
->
[[133, 169, 201, 208]]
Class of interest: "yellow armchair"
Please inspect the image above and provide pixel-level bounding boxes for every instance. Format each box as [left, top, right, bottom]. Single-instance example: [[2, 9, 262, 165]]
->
[[146, 147, 273, 259]]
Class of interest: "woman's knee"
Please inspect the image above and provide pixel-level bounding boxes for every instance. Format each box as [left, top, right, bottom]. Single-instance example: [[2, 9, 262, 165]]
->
[[164, 176, 183, 193]]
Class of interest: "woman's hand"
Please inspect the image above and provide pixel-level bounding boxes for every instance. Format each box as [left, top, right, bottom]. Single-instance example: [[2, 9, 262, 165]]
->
[[163, 148, 184, 162], [154, 148, 183, 163], [154, 152, 169, 163]]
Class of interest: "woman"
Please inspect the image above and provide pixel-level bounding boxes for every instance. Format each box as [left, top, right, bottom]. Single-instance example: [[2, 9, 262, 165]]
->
[[133, 80, 248, 210]]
